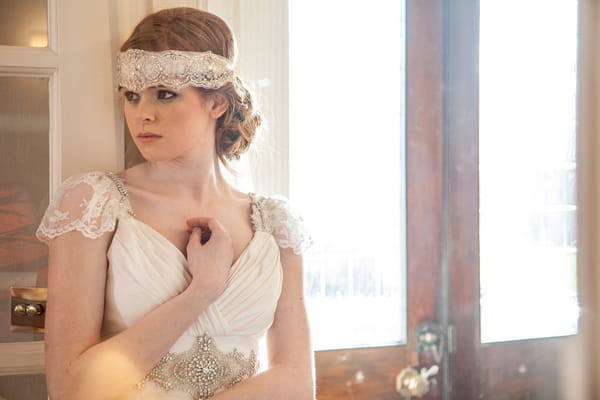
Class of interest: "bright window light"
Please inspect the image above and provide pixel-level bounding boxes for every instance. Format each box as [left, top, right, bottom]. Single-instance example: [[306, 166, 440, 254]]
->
[[479, 0, 579, 343], [289, 0, 406, 350]]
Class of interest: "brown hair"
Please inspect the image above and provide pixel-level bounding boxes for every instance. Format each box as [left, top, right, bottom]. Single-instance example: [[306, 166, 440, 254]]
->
[[120, 7, 261, 166]]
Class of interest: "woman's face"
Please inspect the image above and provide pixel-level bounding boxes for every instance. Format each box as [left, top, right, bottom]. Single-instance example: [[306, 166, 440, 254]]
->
[[121, 86, 215, 163]]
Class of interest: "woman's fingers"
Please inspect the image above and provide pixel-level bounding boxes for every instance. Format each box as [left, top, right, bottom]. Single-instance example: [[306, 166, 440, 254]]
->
[[206, 217, 228, 237], [186, 217, 229, 243], [187, 227, 202, 247], [185, 216, 234, 302], [185, 217, 209, 232]]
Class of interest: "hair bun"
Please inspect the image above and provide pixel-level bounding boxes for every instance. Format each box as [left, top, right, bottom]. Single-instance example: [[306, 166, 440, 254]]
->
[[215, 77, 262, 162]]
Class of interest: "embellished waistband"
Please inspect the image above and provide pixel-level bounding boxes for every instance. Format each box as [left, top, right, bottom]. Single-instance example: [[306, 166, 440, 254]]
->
[[137, 333, 258, 399]]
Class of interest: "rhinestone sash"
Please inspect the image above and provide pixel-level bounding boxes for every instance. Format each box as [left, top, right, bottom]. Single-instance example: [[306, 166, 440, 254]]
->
[[137, 333, 258, 399]]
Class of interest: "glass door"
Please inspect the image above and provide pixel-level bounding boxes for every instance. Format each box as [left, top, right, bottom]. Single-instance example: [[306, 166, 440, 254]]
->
[[0, 1, 124, 399], [299, 0, 587, 398], [445, 1, 583, 399], [0, 75, 50, 400], [292, 1, 452, 398], [0, 2, 52, 398]]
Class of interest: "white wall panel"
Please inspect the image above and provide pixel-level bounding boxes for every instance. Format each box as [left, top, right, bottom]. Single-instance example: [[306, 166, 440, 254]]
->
[[208, 0, 289, 196]]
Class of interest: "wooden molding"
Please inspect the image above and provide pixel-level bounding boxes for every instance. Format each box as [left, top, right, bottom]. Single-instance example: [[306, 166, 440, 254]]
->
[[0, 341, 45, 376]]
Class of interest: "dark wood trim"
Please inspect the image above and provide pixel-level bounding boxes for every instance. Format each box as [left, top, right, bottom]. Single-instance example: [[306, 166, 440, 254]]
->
[[442, 1, 480, 399], [315, 346, 406, 400], [406, 0, 445, 345]]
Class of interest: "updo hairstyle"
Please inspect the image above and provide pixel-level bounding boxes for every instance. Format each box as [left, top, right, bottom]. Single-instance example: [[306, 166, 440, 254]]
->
[[120, 7, 261, 166]]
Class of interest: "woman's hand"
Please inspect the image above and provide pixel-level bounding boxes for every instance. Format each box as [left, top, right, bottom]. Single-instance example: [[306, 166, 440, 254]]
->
[[185, 217, 234, 302]]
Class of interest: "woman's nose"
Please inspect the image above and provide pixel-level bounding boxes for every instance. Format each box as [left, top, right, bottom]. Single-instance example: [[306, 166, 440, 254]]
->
[[137, 97, 156, 123]]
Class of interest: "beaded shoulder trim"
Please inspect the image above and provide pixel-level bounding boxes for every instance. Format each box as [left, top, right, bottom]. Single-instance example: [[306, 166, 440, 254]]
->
[[105, 172, 135, 217], [249, 194, 312, 255]]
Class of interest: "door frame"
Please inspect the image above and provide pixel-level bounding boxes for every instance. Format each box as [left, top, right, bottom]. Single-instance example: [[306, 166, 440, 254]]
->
[[577, 0, 600, 397]]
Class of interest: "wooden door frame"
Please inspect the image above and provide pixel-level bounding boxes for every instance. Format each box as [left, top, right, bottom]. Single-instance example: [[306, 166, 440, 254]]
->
[[443, 0, 479, 398], [579, 0, 600, 397]]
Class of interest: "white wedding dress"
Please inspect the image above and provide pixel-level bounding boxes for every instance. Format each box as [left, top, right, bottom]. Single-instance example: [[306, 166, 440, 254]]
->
[[37, 171, 311, 400]]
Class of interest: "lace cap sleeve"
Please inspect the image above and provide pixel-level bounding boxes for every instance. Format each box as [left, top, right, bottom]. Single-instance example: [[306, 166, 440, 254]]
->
[[36, 171, 123, 243], [251, 194, 313, 255]]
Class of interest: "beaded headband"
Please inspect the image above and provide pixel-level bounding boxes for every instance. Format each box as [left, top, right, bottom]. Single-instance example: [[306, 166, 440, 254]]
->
[[116, 49, 235, 91]]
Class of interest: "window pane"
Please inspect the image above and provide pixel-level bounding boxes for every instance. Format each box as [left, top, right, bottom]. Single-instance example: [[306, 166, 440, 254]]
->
[[0, 0, 48, 48], [0, 76, 49, 343], [289, 0, 406, 350], [479, 0, 579, 343]]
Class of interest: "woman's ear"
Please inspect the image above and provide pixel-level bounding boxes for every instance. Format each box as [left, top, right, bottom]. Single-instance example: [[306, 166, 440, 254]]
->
[[208, 92, 229, 119]]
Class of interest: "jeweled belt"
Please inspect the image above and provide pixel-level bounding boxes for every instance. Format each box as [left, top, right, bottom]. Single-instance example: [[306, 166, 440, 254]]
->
[[137, 333, 258, 399]]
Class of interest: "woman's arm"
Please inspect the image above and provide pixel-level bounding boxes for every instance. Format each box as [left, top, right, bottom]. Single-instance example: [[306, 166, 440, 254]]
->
[[210, 248, 315, 400], [45, 218, 232, 400]]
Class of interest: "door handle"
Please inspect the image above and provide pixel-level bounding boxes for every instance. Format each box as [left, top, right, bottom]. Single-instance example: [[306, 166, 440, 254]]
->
[[396, 364, 439, 397], [13, 303, 44, 317], [396, 323, 449, 397], [10, 286, 47, 330]]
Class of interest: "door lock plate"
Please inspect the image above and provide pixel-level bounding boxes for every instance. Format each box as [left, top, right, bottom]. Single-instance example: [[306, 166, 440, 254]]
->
[[417, 323, 445, 353], [10, 286, 47, 331]]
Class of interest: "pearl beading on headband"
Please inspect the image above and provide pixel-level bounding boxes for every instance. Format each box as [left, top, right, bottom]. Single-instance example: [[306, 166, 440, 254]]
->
[[116, 49, 235, 91]]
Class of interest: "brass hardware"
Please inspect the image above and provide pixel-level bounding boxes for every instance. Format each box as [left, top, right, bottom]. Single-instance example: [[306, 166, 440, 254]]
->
[[13, 304, 27, 316], [417, 323, 445, 354], [396, 365, 439, 397], [10, 287, 47, 331], [397, 323, 447, 397], [417, 322, 456, 362], [26, 303, 44, 316]]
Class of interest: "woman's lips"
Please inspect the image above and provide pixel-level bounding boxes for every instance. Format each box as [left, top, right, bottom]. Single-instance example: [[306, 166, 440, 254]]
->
[[137, 132, 162, 143]]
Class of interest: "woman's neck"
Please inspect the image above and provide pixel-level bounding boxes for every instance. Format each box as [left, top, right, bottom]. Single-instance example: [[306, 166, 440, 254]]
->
[[137, 155, 233, 203]]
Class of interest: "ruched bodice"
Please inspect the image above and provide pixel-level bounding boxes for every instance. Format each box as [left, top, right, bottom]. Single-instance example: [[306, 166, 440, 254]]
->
[[36, 171, 311, 399], [104, 216, 283, 354]]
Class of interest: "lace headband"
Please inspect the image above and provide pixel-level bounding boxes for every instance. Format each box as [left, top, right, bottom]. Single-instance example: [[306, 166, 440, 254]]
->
[[116, 49, 235, 91]]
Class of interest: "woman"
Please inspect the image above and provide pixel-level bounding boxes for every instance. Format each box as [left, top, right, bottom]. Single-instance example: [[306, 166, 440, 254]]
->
[[36, 7, 314, 400]]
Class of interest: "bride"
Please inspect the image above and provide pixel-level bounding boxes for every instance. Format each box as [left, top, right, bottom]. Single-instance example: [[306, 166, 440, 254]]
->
[[37, 7, 314, 400]]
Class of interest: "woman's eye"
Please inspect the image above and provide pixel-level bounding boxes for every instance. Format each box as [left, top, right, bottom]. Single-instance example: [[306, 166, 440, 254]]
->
[[157, 90, 176, 100], [123, 91, 139, 102]]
